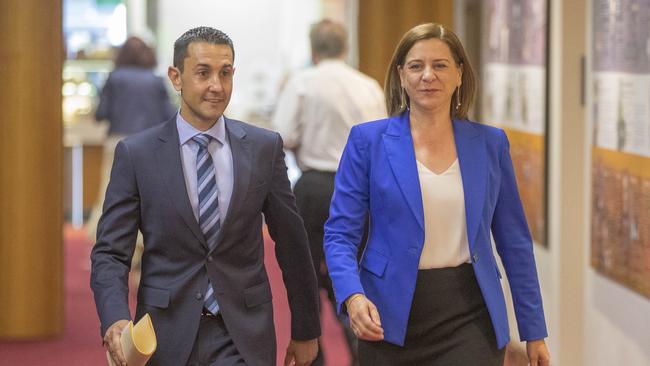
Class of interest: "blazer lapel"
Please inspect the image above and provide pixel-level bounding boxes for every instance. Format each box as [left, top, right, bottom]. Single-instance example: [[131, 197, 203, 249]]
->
[[382, 113, 425, 231], [212, 118, 251, 249], [453, 119, 486, 251], [155, 117, 208, 248]]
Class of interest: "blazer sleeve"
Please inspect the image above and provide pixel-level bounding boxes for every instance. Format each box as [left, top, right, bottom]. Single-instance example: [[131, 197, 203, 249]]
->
[[324, 125, 370, 314], [90, 140, 141, 338], [491, 130, 548, 341], [262, 133, 321, 341]]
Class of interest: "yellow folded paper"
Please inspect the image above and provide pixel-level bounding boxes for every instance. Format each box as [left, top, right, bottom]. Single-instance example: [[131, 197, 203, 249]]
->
[[106, 313, 157, 366]]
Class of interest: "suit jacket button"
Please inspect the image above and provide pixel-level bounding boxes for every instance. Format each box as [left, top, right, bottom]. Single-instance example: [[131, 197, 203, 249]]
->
[[473, 253, 479, 263], [208, 255, 213, 262], [195, 292, 202, 300]]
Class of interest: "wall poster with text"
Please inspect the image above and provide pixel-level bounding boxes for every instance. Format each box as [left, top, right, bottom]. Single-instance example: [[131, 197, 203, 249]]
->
[[591, 0, 650, 298], [481, 0, 548, 246]]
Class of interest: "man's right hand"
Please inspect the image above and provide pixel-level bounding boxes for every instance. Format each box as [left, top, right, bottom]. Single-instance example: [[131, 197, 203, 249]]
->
[[104, 319, 130, 366], [345, 294, 384, 341]]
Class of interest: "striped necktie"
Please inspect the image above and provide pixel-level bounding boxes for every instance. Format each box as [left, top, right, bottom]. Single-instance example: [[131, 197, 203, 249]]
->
[[192, 134, 220, 314]]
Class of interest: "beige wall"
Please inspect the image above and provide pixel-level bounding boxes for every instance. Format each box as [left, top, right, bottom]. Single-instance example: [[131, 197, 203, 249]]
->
[[546, 0, 587, 363], [0, 0, 64, 338]]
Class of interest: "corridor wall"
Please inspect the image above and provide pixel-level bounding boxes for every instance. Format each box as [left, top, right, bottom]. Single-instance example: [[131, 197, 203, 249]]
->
[[0, 0, 64, 338]]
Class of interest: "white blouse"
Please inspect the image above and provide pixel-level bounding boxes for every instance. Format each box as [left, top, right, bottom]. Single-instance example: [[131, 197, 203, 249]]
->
[[416, 158, 471, 269]]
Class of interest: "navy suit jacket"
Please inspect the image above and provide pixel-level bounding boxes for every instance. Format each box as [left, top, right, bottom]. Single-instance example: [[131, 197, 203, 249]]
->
[[324, 112, 547, 348], [91, 116, 320, 366]]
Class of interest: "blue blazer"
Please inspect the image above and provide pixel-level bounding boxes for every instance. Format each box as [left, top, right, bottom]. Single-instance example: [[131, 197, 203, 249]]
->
[[324, 112, 547, 348]]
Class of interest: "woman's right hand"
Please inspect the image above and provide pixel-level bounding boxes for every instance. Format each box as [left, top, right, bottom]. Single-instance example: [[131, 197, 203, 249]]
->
[[345, 294, 384, 341]]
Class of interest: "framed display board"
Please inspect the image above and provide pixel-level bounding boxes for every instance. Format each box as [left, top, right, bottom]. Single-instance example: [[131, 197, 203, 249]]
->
[[481, 0, 549, 246], [591, 0, 650, 298]]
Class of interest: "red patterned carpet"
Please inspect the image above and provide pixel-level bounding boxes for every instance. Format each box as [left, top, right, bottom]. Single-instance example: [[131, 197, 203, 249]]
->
[[0, 227, 106, 365], [0, 226, 350, 365]]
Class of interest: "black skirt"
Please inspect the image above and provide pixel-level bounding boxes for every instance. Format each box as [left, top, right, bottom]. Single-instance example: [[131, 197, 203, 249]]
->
[[358, 263, 505, 365]]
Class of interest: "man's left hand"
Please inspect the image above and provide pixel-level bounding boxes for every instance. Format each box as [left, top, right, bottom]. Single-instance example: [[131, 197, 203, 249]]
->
[[283, 338, 318, 366]]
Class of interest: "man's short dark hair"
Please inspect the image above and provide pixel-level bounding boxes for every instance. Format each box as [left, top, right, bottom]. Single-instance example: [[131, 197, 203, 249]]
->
[[173, 26, 234, 72], [310, 20, 347, 59]]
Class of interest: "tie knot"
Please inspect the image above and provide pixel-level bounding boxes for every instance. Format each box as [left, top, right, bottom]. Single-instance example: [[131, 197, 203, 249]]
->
[[192, 134, 212, 149]]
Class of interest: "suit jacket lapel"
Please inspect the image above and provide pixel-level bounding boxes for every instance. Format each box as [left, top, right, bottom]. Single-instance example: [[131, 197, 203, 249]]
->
[[382, 113, 425, 231], [453, 119, 486, 251], [213, 118, 251, 249], [155, 117, 208, 248]]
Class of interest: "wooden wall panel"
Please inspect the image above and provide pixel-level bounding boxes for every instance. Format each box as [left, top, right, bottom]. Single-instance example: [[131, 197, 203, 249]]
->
[[358, 0, 454, 86], [0, 0, 64, 338]]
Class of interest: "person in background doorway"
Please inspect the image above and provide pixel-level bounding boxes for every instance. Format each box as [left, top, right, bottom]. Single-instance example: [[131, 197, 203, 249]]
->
[[324, 23, 550, 366], [272, 19, 385, 366]]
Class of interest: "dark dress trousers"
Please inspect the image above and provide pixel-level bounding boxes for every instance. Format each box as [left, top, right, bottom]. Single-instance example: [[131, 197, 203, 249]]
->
[[90, 116, 320, 366]]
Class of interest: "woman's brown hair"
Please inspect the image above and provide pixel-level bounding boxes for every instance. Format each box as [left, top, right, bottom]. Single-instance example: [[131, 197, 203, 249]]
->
[[384, 23, 476, 119], [114, 36, 157, 68]]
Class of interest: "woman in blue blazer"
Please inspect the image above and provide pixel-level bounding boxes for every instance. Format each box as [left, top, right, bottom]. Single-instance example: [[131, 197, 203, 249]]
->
[[324, 23, 550, 365]]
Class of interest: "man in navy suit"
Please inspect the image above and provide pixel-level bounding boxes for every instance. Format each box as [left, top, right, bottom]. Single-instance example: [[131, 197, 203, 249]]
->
[[91, 26, 320, 366]]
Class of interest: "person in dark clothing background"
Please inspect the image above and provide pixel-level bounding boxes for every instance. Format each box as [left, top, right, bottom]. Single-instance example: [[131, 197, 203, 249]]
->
[[95, 36, 176, 136]]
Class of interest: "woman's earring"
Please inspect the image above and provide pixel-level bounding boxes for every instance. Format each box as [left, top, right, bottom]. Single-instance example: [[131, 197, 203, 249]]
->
[[401, 88, 409, 110], [455, 87, 462, 110]]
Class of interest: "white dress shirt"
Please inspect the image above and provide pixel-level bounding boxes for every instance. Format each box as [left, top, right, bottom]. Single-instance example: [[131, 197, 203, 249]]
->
[[176, 113, 234, 223], [416, 159, 471, 269], [272, 59, 385, 172]]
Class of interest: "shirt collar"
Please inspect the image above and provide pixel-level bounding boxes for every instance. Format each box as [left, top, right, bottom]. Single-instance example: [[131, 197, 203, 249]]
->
[[318, 58, 346, 67], [176, 112, 226, 146]]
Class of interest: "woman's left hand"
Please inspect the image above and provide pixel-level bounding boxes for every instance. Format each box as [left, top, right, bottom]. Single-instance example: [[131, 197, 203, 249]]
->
[[526, 338, 550, 366]]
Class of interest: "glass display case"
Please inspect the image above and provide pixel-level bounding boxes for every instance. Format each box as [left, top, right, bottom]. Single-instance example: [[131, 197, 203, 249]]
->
[[62, 59, 111, 227], [63, 59, 111, 127]]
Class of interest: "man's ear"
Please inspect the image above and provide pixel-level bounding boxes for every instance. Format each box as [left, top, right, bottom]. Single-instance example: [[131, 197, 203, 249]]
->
[[168, 66, 182, 91]]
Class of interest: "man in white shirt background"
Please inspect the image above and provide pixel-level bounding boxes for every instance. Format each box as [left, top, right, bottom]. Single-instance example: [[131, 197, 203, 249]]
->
[[272, 19, 385, 366]]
